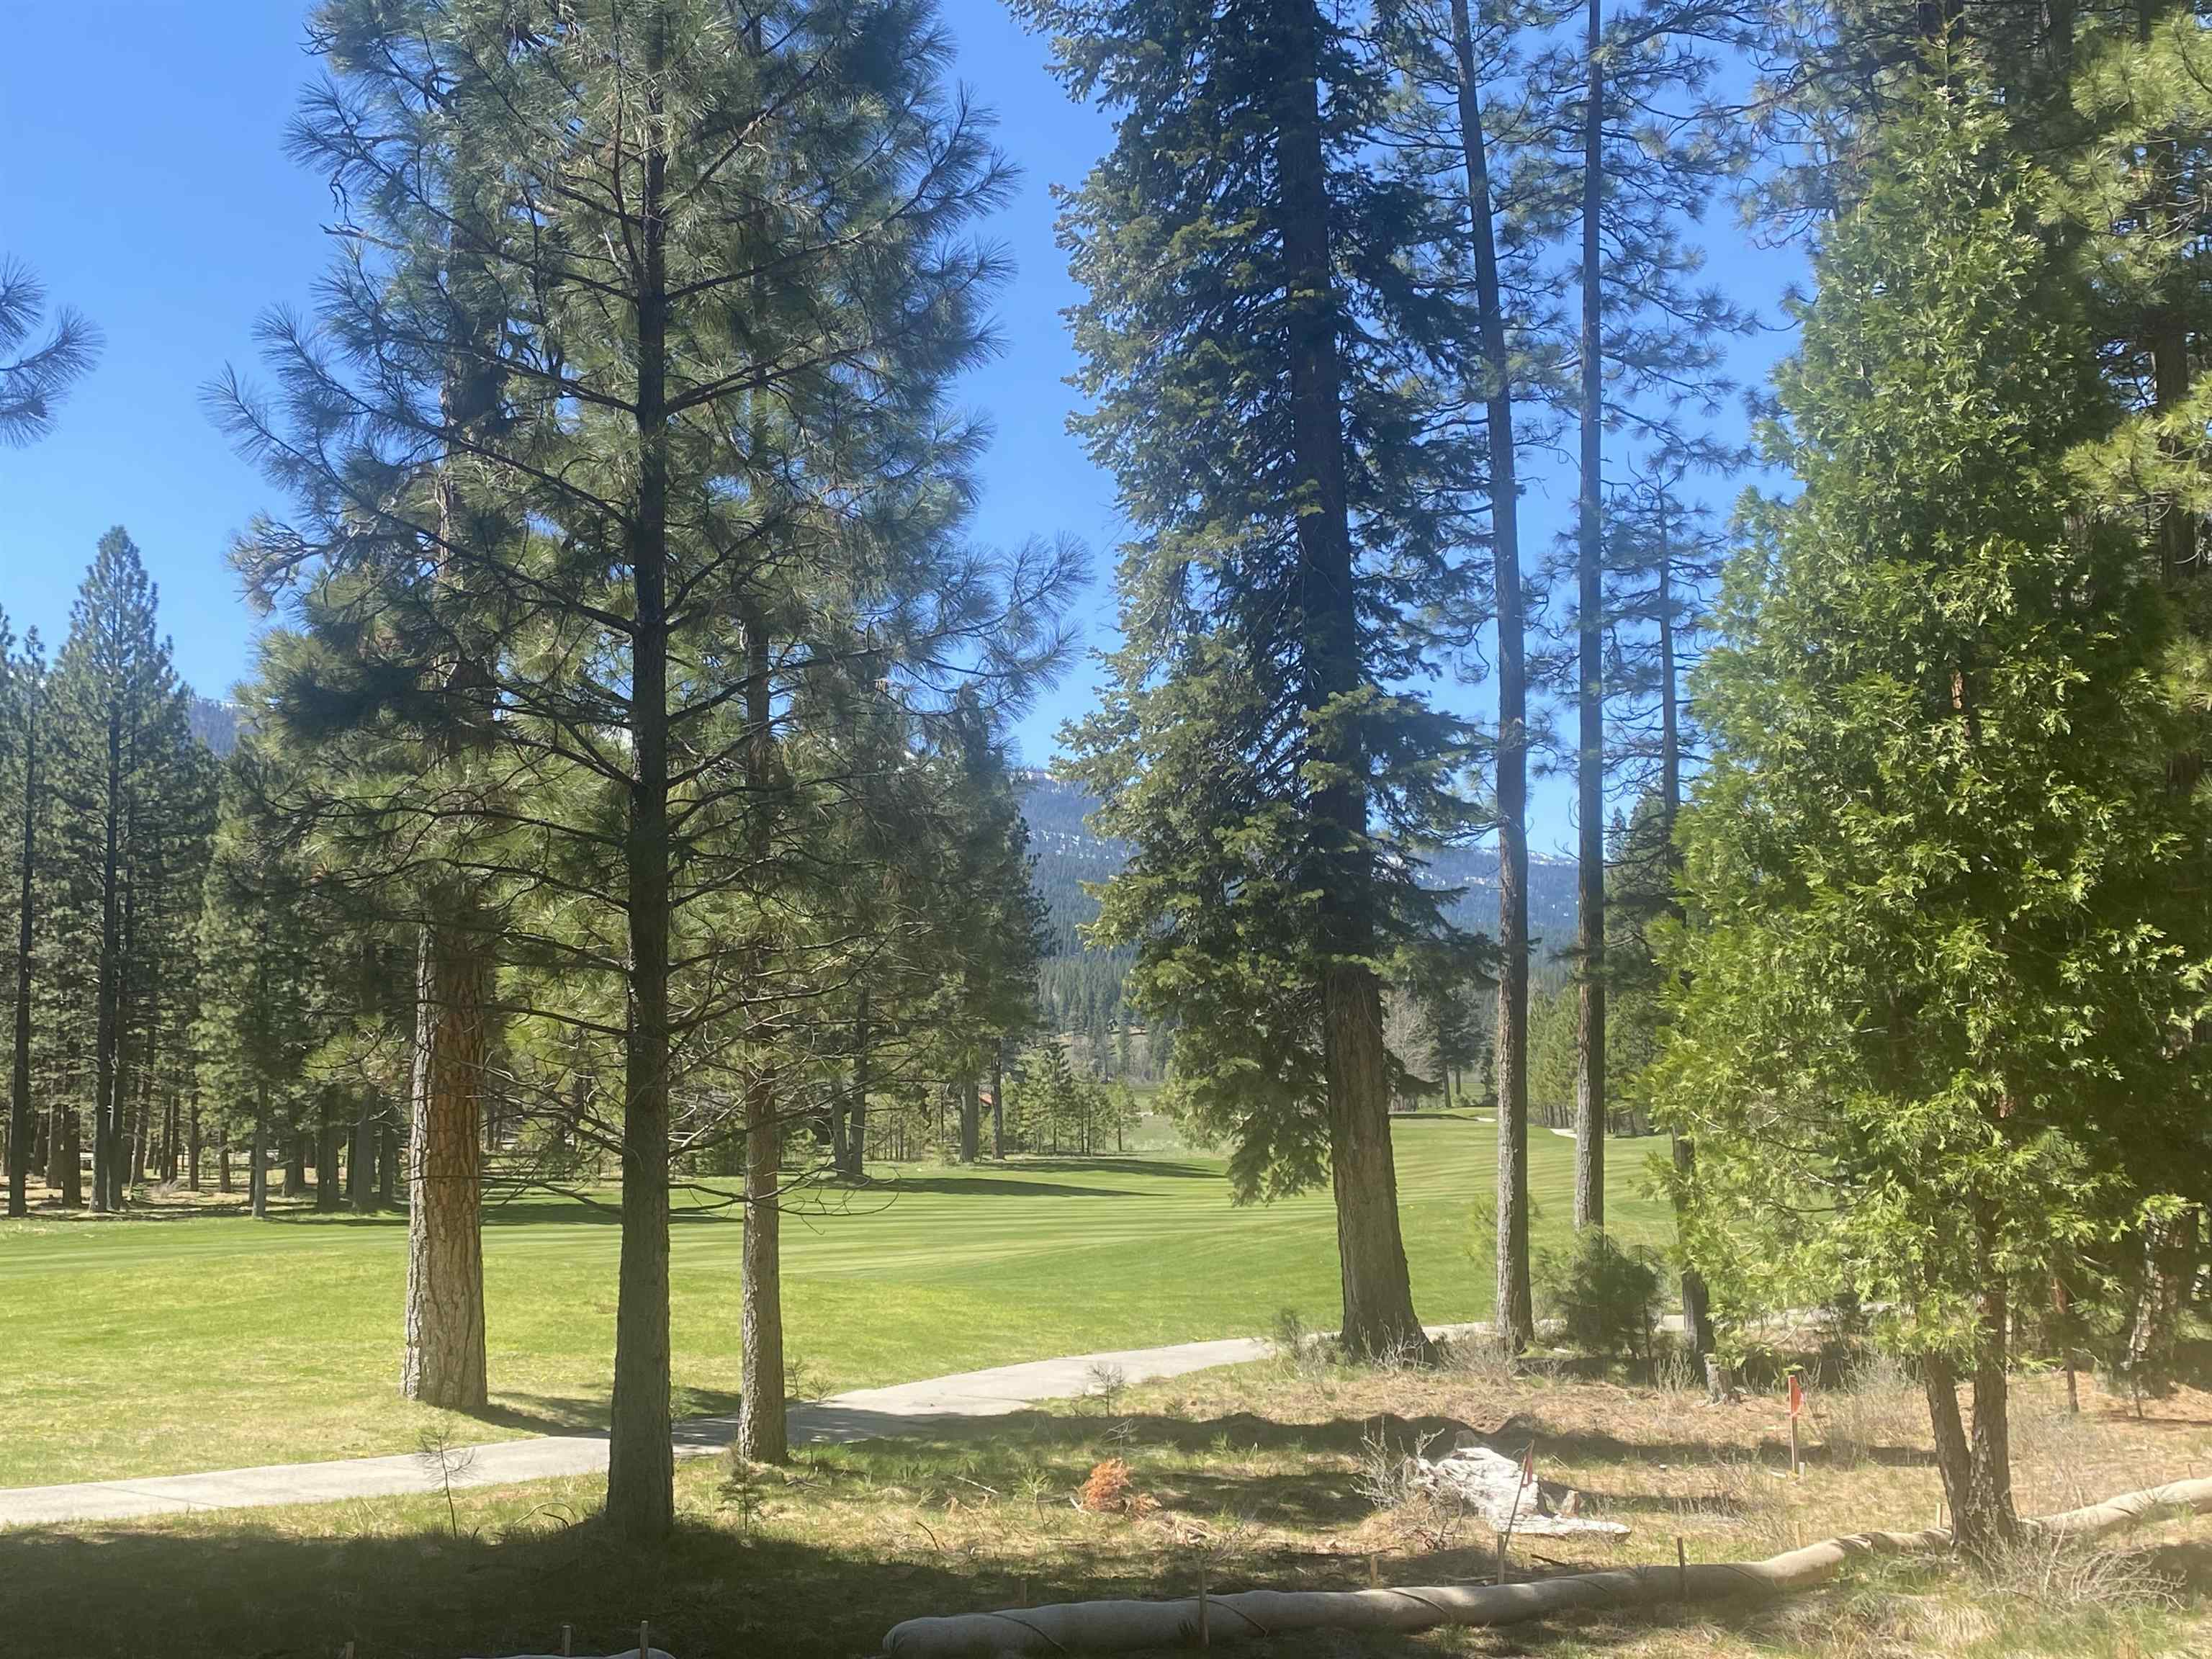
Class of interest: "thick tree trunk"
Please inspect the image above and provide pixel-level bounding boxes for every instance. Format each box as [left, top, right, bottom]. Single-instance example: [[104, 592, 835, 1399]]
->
[[1571, 0, 1606, 1235], [284, 1134, 306, 1197], [318, 1100, 345, 1213], [402, 920, 490, 1409], [1273, 0, 1429, 1362], [737, 1065, 788, 1464], [958, 1071, 981, 1164], [1451, 0, 1533, 1348], [351, 1090, 376, 1214], [606, 61, 676, 1536]]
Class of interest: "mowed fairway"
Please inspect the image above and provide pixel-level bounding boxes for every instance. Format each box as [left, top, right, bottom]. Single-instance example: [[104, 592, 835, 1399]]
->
[[0, 1118, 1671, 1488]]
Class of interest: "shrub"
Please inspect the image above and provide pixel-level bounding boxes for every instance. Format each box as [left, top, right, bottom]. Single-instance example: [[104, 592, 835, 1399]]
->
[[1536, 1231, 1663, 1359]]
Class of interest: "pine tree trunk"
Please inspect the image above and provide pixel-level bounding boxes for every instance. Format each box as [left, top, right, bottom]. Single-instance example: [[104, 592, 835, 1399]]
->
[[1571, 0, 1607, 1236], [737, 1065, 788, 1463], [992, 1050, 1005, 1159], [735, 598, 788, 1466], [379, 1106, 397, 1210], [2127, 1205, 2197, 1395], [402, 920, 489, 1409], [6, 677, 32, 1218], [842, 989, 870, 1179], [606, 58, 677, 1535], [959, 1071, 981, 1163], [351, 1090, 376, 1214], [284, 1134, 305, 1197], [217, 1125, 232, 1195], [317, 1100, 344, 1213], [186, 1100, 201, 1193], [1451, 0, 1533, 1349], [248, 1107, 268, 1220], [1274, 0, 1429, 1361]]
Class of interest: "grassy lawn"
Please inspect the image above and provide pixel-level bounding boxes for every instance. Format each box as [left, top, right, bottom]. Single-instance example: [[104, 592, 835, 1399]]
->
[[0, 1118, 1672, 1488], [4, 1349, 2204, 1658]]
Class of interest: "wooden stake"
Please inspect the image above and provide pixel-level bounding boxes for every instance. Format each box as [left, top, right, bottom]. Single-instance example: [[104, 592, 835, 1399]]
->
[[1367, 1551, 1379, 1588], [1495, 1530, 1508, 1586], [639, 1619, 650, 1658], [1020, 1576, 1030, 1607], [1675, 1536, 1687, 1601], [561, 1625, 572, 1657], [1789, 1413, 1799, 1478]]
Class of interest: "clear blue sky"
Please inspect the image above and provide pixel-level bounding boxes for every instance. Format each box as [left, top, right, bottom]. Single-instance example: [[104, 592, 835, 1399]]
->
[[0, 0, 1797, 855]]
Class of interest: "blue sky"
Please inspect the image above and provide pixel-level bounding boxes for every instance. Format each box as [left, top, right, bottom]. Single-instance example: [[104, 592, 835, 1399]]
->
[[1, 0, 1797, 855]]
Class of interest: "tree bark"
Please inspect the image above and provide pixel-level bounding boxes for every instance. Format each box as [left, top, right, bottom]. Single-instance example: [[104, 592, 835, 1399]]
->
[[735, 599, 788, 1466], [1451, 0, 1533, 1348], [186, 1098, 200, 1193], [958, 1071, 981, 1164], [90, 697, 125, 1213], [401, 919, 490, 1410], [1274, 0, 1429, 1362], [842, 987, 871, 1179], [318, 1098, 345, 1213], [992, 1049, 1005, 1159], [737, 1064, 788, 1464], [606, 42, 676, 1535], [351, 1089, 377, 1214], [248, 1107, 268, 1220], [1571, 0, 1607, 1235]]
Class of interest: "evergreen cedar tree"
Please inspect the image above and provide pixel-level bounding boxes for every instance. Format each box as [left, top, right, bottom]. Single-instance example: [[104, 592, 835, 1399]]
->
[[1655, 75, 2212, 1555], [1028, 0, 1489, 1360], [215, 0, 1074, 1535]]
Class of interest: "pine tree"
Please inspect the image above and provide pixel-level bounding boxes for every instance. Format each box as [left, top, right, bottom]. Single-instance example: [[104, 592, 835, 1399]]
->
[[42, 529, 201, 1212], [1380, 0, 1567, 1349], [222, 0, 1073, 1536], [1033, 0, 1488, 1361], [1657, 75, 2211, 1554], [194, 739, 323, 1221], [0, 258, 99, 446], [1542, 0, 1750, 1230]]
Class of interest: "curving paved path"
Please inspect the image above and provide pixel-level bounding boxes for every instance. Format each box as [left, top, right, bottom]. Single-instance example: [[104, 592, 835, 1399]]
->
[[2, 1329, 1439, 1530]]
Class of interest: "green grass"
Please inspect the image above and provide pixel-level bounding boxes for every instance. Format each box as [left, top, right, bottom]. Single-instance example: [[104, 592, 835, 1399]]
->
[[0, 1117, 1671, 1488]]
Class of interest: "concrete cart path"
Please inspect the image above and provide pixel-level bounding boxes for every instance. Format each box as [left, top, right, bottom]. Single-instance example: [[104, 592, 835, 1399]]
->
[[0, 1325, 1479, 1530]]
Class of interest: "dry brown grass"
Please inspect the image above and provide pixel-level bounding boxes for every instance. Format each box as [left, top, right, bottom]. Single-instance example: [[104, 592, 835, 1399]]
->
[[6, 1354, 2211, 1658]]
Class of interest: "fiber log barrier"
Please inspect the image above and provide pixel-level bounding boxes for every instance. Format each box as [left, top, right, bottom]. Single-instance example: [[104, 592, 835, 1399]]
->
[[880, 1476, 2212, 1657]]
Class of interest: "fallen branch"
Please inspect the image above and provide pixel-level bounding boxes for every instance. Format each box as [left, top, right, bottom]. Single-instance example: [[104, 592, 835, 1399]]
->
[[878, 1477, 2212, 1657]]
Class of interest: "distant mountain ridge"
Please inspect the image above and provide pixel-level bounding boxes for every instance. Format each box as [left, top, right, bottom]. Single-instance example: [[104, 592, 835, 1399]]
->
[[1017, 771, 1579, 961], [189, 696, 241, 757]]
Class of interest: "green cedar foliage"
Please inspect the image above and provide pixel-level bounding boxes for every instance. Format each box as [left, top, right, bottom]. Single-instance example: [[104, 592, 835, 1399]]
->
[[1655, 75, 2211, 1550]]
